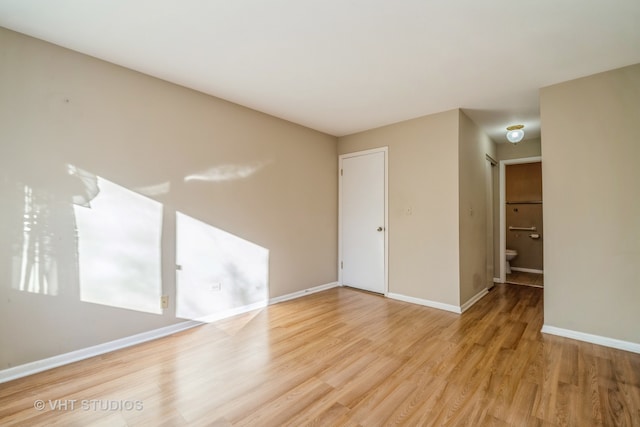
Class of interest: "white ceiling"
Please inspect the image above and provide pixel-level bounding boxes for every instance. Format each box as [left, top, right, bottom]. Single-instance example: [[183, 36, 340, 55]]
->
[[1, 1, 639, 142]]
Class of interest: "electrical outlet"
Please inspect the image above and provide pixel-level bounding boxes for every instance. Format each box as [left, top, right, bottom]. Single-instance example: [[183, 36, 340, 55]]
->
[[161, 295, 169, 309], [209, 283, 222, 292]]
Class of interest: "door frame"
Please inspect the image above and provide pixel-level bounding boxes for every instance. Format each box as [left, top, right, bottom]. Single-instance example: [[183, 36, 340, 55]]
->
[[486, 155, 497, 289], [338, 147, 389, 295], [498, 156, 542, 283]]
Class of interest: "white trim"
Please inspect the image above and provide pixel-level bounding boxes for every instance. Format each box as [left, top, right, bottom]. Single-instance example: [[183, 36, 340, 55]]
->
[[460, 289, 489, 313], [192, 300, 268, 323], [506, 282, 543, 289], [485, 157, 496, 290], [499, 156, 542, 283], [493, 277, 503, 283], [0, 320, 202, 384], [387, 293, 461, 314], [338, 147, 389, 295], [383, 148, 389, 296], [339, 147, 388, 159], [1, 281, 342, 383], [269, 282, 340, 305], [511, 267, 544, 274], [542, 325, 640, 354]]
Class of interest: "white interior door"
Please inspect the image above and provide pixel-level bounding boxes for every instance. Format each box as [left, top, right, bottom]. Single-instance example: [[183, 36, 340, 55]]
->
[[339, 148, 387, 294]]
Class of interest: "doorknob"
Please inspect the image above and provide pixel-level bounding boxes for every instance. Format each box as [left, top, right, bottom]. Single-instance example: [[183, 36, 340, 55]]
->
[[377, 226, 384, 232]]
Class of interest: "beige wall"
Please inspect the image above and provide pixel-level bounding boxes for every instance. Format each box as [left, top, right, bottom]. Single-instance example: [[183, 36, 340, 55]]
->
[[0, 28, 338, 368], [497, 137, 541, 161], [338, 109, 496, 307], [338, 110, 461, 305], [540, 63, 640, 343], [458, 111, 496, 303]]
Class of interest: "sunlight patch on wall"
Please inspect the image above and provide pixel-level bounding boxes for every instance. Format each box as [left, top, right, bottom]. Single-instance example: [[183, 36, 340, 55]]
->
[[11, 185, 60, 295], [176, 212, 269, 322], [133, 181, 171, 197], [183, 160, 270, 183], [74, 176, 163, 314]]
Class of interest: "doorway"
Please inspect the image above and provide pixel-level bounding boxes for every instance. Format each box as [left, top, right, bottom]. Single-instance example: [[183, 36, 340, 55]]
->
[[339, 148, 388, 294], [486, 155, 497, 289], [499, 156, 543, 286]]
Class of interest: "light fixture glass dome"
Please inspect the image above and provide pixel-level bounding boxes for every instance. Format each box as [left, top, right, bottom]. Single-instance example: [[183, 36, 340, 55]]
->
[[506, 125, 525, 144]]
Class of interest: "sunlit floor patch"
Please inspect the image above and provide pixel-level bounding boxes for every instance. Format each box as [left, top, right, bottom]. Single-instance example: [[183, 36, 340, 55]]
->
[[213, 308, 266, 337]]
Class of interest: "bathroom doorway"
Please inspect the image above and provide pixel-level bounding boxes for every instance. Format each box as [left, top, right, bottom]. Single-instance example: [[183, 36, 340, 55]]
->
[[499, 156, 543, 287]]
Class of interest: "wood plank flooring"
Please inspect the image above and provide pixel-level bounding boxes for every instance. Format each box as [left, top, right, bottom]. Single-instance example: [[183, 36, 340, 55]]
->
[[1, 284, 639, 426], [505, 272, 544, 288]]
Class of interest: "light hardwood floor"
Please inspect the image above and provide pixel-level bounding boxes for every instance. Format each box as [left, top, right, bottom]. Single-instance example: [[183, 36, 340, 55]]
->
[[506, 272, 544, 288], [1, 284, 639, 426]]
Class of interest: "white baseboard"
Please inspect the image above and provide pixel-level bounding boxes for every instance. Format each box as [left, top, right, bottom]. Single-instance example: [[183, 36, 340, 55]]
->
[[269, 281, 339, 305], [511, 267, 544, 274], [193, 300, 268, 323], [387, 292, 461, 314], [1, 281, 341, 383], [493, 277, 502, 283], [460, 289, 489, 313], [0, 320, 202, 384], [541, 325, 640, 354], [195, 281, 339, 322], [388, 288, 488, 314]]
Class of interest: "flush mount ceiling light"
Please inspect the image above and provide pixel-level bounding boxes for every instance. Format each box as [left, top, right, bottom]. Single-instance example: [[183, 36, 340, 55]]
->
[[506, 125, 525, 144]]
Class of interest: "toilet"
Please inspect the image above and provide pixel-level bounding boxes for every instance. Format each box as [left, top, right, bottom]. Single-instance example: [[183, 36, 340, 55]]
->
[[505, 249, 518, 274]]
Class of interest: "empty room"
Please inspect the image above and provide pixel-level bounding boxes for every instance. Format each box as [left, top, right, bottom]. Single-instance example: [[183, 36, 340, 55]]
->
[[1, 1, 639, 426]]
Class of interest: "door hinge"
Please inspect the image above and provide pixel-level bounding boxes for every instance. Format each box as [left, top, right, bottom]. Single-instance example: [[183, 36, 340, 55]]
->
[[340, 169, 343, 176], [340, 261, 343, 269]]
